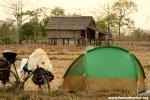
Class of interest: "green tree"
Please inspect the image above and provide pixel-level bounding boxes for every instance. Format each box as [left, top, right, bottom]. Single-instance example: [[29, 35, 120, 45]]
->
[[21, 22, 34, 40], [131, 28, 147, 41], [0, 19, 16, 36], [29, 7, 49, 37], [96, 14, 117, 34], [50, 6, 65, 16], [112, 0, 137, 38], [29, 8, 42, 37], [96, 2, 118, 34], [41, 16, 49, 36], [96, 18, 107, 33], [102, 2, 112, 33]]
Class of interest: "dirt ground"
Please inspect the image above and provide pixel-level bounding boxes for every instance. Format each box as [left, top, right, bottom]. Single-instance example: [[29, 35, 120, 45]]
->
[[0, 44, 150, 99]]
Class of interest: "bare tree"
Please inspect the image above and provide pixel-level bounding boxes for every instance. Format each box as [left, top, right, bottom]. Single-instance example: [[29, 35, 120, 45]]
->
[[96, 1, 117, 34], [0, 0, 33, 43], [102, 2, 112, 33], [112, 0, 137, 38]]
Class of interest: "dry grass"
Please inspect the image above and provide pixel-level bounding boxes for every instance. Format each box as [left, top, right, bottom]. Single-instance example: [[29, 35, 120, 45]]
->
[[0, 44, 150, 99]]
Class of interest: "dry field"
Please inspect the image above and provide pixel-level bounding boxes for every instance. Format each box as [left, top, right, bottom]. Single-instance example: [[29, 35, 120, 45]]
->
[[0, 44, 150, 99]]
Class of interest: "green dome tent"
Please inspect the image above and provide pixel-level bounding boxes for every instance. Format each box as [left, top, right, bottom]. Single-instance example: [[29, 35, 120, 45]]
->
[[60, 46, 146, 96]]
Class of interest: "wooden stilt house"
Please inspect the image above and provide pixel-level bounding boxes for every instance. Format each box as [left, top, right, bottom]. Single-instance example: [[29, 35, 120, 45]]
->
[[45, 16, 96, 45]]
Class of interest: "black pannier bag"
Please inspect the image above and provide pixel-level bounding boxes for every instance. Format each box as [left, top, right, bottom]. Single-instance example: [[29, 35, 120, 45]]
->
[[0, 59, 10, 84], [32, 68, 54, 86]]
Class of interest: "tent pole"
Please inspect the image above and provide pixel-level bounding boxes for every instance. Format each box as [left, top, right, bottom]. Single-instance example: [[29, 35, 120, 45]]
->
[[84, 51, 89, 95]]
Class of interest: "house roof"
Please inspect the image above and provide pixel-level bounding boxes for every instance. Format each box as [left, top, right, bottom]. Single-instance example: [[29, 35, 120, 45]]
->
[[45, 16, 96, 30]]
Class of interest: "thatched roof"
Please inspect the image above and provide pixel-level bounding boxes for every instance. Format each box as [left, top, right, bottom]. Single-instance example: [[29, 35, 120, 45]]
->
[[45, 16, 96, 30]]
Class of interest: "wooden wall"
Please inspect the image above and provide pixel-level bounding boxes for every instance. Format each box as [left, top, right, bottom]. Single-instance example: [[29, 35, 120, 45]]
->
[[46, 30, 82, 39]]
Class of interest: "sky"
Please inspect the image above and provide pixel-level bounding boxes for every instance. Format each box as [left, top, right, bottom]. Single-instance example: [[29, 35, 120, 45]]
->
[[0, 0, 150, 30]]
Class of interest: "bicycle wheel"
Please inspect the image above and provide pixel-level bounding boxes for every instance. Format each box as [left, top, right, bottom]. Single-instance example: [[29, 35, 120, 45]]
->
[[2, 69, 20, 91]]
